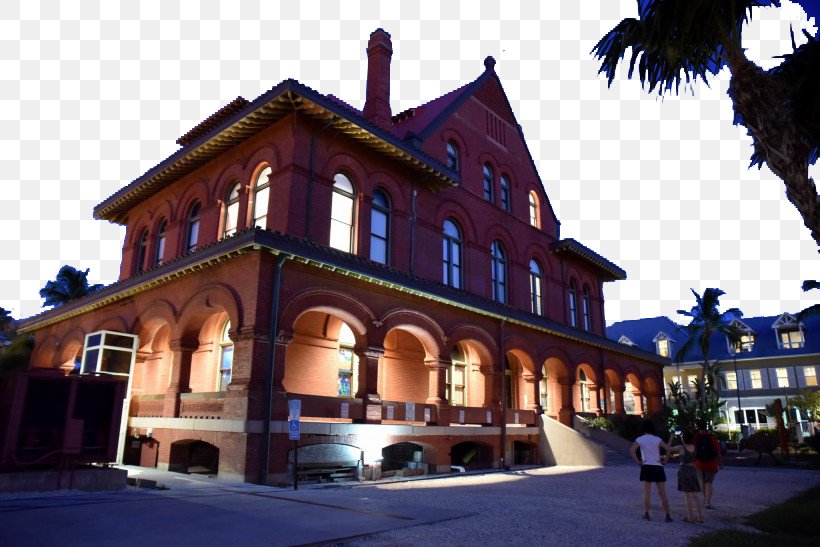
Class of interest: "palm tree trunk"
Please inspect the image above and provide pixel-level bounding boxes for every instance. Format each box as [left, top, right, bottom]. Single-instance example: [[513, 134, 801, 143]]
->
[[725, 50, 820, 247]]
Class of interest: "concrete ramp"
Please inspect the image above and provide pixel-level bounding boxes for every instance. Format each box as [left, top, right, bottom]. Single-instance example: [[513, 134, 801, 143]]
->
[[538, 415, 604, 467], [572, 416, 633, 455]]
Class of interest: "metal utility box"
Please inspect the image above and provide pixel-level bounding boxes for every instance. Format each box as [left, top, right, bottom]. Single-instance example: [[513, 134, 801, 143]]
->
[[0, 369, 127, 469]]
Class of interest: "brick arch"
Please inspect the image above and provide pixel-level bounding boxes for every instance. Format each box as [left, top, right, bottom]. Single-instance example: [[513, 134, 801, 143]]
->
[[55, 327, 88, 370], [132, 299, 178, 352], [643, 373, 662, 396], [243, 142, 282, 175], [173, 179, 210, 222], [604, 360, 625, 389], [573, 359, 600, 385], [149, 198, 176, 226], [482, 224, 519, 263], [623, 367, 643, 389], [378, 309, 446, 359], [280, 289, 374, 347], [434, 200, 478, 245], [126, 213, 153, 245], [91, 314, 131, 334], [30, 333, 61, 369], [477, 150, 502, 173], [210, 161, 247, 203], [522, 243, 554, 278], [504, 335, 537, 374], [363, 172, 408, 213], [323, 151, 370, 191], [174, 283, 243, 345], [440, 128, 470, 162], [447, 324, 498, 365]]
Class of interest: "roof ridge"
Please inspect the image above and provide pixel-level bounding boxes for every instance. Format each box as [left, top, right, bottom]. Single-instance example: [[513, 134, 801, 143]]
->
[[176, 96, 250, 147]]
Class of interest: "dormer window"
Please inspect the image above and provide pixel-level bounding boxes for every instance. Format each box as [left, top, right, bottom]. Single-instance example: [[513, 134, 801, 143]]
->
[[653, 332, 674, 358], [618, 335, 635, 347], [728, 319, 755, 353], [773, 313, 805, 349]]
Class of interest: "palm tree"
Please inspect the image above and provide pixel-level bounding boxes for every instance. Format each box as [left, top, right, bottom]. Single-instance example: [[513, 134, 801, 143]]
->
[[0, 307, 12, 335], [39, 266, 104, 308], [673, 288, 744, 413], [593, 1, 820, 247]]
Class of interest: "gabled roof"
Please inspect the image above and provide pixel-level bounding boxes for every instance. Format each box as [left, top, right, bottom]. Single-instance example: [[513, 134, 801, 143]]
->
[[391, 57, 561, 232], [93, 79, 460, 224], [618, 335, 635, 346], [652, 331, 674, 342], [772, 312, 800, 329], [728, 317, 756, 334], [608, 313, 820, 362]]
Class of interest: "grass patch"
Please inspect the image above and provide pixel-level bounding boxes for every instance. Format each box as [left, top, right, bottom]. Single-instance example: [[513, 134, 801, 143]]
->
[[691, 485, 820, 546]]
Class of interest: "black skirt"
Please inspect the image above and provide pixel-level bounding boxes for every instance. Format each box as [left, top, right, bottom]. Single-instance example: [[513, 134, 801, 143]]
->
[[640, 464, 666, 483]]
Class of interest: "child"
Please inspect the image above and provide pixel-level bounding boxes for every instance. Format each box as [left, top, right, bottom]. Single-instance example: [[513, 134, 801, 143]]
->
[[629, 420, 673, 522]]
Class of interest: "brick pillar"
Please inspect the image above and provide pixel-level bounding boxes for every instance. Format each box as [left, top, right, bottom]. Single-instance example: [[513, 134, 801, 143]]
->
[[613, 386, 626, 415], [224, 326, 271, 421], [270, 330, 293, 421], [646, 395, 662, 414], [163, 340, 196, 417], [130, 350, 151, 396], [522, 373, 542, 412], [632, 388, 644, 414], [355, 346, 383, 423], [425, 357, 450, 425], [587, 383, 602, 415], [479, 364, 501, 408], [548, 377, 560, 416], [558, 379, 575, 426]]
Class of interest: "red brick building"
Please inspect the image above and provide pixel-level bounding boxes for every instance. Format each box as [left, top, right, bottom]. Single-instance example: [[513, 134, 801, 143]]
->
[[20, 30, 665, 483]]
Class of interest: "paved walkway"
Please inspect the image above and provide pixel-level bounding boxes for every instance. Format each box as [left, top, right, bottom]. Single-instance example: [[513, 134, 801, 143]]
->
[[1, 461, 817, 546]]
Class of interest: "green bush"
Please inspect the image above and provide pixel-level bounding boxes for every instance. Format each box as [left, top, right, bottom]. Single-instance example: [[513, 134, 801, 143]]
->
[[583, 416, 614, 432], [0, 334, 33, 378]]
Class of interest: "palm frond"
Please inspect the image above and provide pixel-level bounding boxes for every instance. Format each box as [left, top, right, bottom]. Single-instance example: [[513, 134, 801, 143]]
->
[[797, 303, 820, 323]]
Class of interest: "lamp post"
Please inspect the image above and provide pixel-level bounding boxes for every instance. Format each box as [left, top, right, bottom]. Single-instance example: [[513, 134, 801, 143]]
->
[[732, 351, 746, 446]]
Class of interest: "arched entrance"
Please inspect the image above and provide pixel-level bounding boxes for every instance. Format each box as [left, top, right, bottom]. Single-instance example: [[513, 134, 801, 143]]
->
[[381, 328, 429, 404], [451, 441, 494, 470], [381, 442, 425, 472], [169, 440, 219, 475]]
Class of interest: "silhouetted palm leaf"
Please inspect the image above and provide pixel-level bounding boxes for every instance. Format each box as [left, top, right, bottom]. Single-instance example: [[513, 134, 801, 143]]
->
[[39, 266, 104, 308]]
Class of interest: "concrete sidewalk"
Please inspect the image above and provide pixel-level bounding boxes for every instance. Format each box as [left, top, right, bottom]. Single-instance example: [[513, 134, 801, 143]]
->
[[0, 468, 470, 546]]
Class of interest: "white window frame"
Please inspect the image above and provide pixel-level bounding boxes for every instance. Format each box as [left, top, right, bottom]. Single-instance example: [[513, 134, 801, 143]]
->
[[653, 332, 674, 358], [775, 368, 789, 388], [749, 369, 763, 389], [805, 366, 817, 387], [772, 313, 806, 349]]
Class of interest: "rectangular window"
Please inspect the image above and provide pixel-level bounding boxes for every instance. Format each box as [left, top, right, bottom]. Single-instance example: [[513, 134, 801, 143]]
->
[[779, 329, 804, 349], [733, 409, 742, 424], [726, 371, 737, 390], [750, 369, 762, 389], [756, 409, 767, 425], [657, 339, 669, 357], [775, 368, 789, 388], [805, 367, 817, 387]]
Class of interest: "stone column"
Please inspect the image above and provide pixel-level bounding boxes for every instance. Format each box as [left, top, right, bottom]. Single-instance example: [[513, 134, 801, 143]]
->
[[425, 357, 450, 425], [587, 383, 602, 415], [632, 388, 644, 415], [355, 346, 384, 423], [130, 350, 151, 396], [163, 340, 196, 417], [613, 386, 626, 415], [558, 379, 575, 426], [479, 364, 501, 408], [269, 330, 293, 421], [223, 326, 272, 421], [522, 373, 542, 413]]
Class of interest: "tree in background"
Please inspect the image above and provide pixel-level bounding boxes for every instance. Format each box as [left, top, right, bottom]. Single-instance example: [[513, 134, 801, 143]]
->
[[789, 389, 820, 421], [593, 1, 820, 246], [39, 265, 104, 308], [672, 289, 744, 423], [0, 307, 12, 335]]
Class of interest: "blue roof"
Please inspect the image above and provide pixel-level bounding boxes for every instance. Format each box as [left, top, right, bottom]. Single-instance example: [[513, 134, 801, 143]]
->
[[607, 313, 820, 362]]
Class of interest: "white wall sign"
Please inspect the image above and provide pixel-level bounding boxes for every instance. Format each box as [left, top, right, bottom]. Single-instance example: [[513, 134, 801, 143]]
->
[[405, 402, 415, 422], [340, 402, 349, 419]]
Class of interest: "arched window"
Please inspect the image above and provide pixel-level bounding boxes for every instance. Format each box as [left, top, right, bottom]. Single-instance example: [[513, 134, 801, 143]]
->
[[500, 175, 511, 212], [529, 191, 539, 227], [582, 285, 591, 331], [337, 323, 358, 397], [223, 183, 240, 238], [579, 369, 590, 412], [154, 219, 167, 267], [185, 201, 201, 253], [568, 279, 578, 327], [483, 164, 494, 202], [529, 259, 542, 315], [539, 366, 548, 411], [217, 320, 233, 391], [442, 219, 462, 289], [448, 344, 467, 406], [446, 141, 459, 173], [491, 241, 507, 304], [135, 228, 148, 273], [369, 189, 390, 264], [252, 166, 271, 229], [330, 173, 355, 252]]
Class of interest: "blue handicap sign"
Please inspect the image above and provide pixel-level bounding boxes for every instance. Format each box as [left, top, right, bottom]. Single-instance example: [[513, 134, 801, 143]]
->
[[288, 419, 300, 440]]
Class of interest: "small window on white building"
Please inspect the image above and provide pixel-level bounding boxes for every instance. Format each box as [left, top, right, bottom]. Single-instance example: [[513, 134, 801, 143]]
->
[[805, 366, 818, 387], [775, 368, 789, 388], [728, 319, 755, 353], [750, 369, 762, 389], [726, 371, 738, 390]]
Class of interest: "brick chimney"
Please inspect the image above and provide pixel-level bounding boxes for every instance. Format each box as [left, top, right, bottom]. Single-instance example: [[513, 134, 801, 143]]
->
[[363, 28, 393, 129]]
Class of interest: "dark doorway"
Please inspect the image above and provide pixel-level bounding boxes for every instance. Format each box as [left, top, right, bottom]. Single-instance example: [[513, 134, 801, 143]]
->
[[451, 441, 493, 470]]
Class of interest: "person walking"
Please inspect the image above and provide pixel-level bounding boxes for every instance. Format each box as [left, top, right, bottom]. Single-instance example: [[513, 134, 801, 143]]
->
[[694, 419, 723, 509], [666, 430, 704, 523], [629, 420, 673, 522]]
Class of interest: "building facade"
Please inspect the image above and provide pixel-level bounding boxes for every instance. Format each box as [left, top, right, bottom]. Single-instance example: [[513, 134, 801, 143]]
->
[[20, 30, 664, 483], [608, 314, 820, 432]]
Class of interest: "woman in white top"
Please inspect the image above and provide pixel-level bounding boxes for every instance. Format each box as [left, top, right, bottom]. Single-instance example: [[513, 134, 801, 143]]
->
[[629, 420, 674, 522]]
